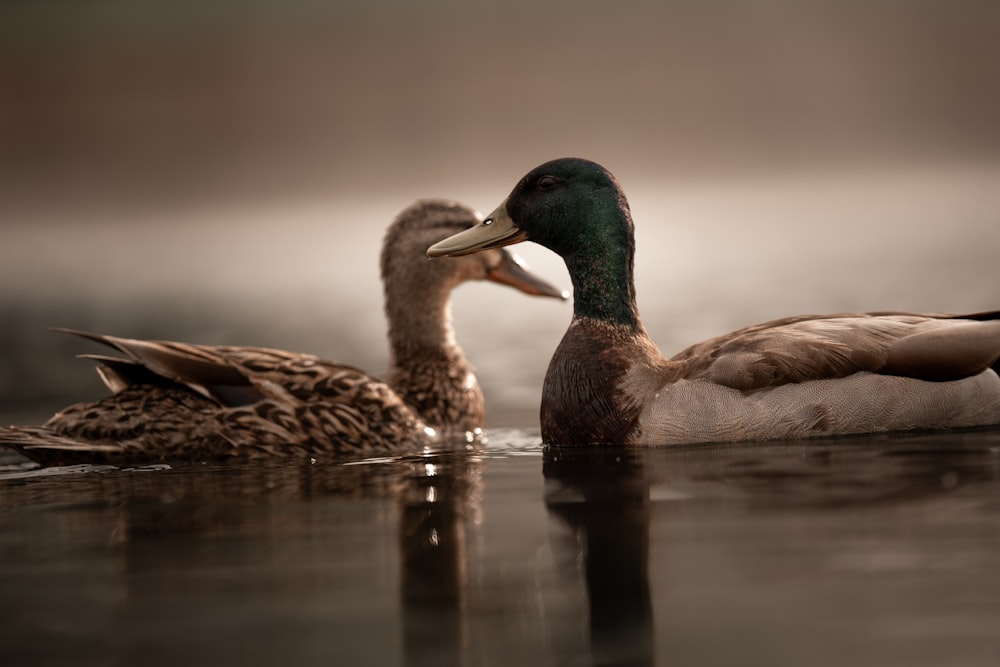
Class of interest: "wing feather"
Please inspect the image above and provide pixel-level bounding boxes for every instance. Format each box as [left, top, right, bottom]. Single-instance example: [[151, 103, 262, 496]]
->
[[672, 312, 1000, 391]]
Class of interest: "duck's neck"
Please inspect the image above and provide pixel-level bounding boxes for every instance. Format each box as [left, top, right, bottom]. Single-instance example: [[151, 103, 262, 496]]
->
[[385, 282, 459, 364], [566, 252, 639, 328], [564, 203, 641, 330], [383, 285, 484, 433]]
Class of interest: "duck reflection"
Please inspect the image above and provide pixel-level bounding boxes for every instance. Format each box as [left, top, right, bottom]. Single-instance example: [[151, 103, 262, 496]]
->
[[397, 455, 482, 667], [671, 430, 1000, 509], [0, 448, 485, 666], [543, 447, 655, 667]]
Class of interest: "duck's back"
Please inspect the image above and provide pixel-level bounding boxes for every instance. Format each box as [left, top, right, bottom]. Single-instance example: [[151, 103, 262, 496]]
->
[[637, 312, 1000, 445], [2, 341, 432, 465]]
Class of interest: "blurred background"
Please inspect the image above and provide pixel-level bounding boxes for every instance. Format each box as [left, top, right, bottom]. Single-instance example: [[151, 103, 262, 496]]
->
[[2, 0, 999, 426]]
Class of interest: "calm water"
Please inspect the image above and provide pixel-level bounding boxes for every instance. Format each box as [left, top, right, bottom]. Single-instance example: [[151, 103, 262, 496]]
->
[[2, 429, 1000, 666]]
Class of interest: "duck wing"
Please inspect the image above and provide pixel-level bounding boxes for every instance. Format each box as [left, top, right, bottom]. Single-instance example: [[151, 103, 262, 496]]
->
[[53, 328, 369, 407], [672, 312, 1000, 392]]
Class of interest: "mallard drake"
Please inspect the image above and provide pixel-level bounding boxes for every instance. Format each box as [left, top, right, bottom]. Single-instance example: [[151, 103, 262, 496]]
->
[[428, 158, 1000, 446], [2, 199, 566, 464]]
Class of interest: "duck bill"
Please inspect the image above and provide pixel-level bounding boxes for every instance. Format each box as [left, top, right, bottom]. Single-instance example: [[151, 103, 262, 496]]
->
[[488, 251, 568, 300], [427, 200, 526, 257]]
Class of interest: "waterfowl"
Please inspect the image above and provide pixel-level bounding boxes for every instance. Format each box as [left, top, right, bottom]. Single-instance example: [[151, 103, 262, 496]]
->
[[428, 158, 1000, 446], [2, 199, 566, 465]]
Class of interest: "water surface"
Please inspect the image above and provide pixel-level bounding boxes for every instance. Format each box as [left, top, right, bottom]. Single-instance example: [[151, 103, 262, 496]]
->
[[2, 428, 999, 666]]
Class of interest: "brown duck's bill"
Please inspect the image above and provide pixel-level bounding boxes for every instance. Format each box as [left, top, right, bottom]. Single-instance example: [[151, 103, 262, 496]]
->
[[487, 251, 568, 300], [427, 201, 527, 257]]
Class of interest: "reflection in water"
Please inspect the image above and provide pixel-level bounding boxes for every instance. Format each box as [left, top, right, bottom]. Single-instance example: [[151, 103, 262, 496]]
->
[[535, 431, 1000, 667], [2, 429, 1000, 665], [0, 449, 486, 666], [544, 448, 655, 667], [397, 455, 482, 667], [667, 430, 1000, 509]]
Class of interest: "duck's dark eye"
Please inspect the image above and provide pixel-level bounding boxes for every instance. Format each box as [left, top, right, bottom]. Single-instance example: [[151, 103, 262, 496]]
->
[[537, 175, 559, 191]]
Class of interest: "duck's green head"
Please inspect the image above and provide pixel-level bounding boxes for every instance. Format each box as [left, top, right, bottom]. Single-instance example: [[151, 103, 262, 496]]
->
[[428, 158, 638, 326], [427, 157, 632, 260]]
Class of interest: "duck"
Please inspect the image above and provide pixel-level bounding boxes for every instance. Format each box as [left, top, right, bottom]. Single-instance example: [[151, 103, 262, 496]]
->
[[427, 158, 1000, 446], [2, 199, 567, 465]]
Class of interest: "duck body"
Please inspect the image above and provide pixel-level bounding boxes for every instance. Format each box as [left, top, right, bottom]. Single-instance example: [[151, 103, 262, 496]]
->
[[428, 158, 1000, 446], [542, 314, 1000, 446], [4, 340, 435, 465], [3, 200, 565, 465]]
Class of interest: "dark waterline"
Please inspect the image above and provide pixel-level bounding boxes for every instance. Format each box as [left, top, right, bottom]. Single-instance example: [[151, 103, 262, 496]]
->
[[2, 428, 1000, 666]]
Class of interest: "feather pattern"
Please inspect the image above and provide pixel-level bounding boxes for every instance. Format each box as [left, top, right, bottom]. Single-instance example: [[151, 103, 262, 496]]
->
[[2, 200, 565, 465]]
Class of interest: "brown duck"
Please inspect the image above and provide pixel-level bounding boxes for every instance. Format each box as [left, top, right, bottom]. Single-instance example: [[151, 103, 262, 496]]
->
[[428, 158, 1000, 446], [2, 200, 566, 465]]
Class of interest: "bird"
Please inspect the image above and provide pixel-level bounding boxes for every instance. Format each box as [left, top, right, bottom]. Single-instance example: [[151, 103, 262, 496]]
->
[[2, 199, 567, 465], [427, 158, 1000, 446]]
